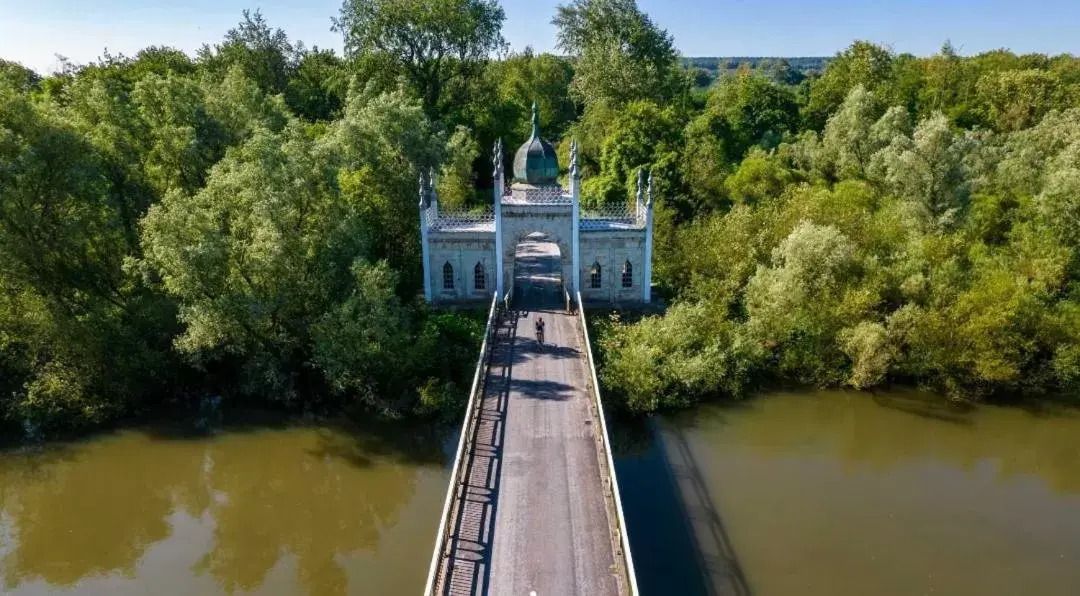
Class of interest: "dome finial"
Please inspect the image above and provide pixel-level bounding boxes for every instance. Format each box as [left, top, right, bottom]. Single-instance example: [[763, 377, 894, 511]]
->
[[530, 101, 540, 140], [512, 101, 559, 184]]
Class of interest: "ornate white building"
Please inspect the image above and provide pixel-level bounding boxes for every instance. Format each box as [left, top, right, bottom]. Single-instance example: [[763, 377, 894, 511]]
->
[[419, 105, 654, 305]]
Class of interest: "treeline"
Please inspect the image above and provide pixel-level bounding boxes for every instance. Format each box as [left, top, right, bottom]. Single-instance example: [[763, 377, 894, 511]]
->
[[0, 8, 511, 434], [682, 56, 829, 87], [3, 0, 1080, 430], [592, 35, 1080, 411]]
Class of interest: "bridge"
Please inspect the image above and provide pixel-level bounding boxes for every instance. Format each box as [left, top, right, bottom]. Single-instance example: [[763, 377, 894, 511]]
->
[[422, 239, 639, 595]]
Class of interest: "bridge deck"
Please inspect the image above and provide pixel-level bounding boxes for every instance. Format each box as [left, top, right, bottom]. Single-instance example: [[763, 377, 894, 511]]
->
[[436, 304, 626, 595]]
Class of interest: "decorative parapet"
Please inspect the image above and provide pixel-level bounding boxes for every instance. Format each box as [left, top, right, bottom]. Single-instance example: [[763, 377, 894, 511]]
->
[[427, 207, 496, 232], [502, 183, 571, 205], [580, 203, 646, 231]]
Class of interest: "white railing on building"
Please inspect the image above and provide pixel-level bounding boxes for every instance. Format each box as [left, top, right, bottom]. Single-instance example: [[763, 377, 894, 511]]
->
[[501, 185, 572, 204], [426, 206, 496, 231], [580, 203, 645, 230], [422, 293, 501, 596], [575, 292, 640, 596]]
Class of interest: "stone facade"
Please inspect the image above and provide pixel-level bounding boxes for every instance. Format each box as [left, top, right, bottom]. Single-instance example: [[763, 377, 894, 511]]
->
[[499, 199, 573, 295], [427, 231, 496, 304], [579, 230, 647, 304]]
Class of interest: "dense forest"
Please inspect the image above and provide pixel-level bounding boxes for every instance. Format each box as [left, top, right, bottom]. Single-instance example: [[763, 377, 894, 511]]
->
[[682, 56, 830, 87], [3, 0, 1080, 434]]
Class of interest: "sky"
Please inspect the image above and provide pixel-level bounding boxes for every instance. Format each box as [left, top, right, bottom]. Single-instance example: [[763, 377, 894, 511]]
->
[[1, 0, 1077, 74]]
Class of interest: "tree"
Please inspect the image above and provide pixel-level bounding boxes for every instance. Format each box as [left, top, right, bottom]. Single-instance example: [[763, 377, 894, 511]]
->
[[0, 60, 41, 93], [553, 0, 686, 107], [198, 9, 298, 95], [0, 80, 177, 430], [437, 126, 481, 208], [871, 112, 973, 228], [582, 100, 682, 207], [285, 48, 347, 122], [334, 0, 506, 118], [816, 85, 882, 180], [977, 68, 1071, 132], [486, 49, 576, 142], [804, 41, 895, 130], [706, 71, 799, 156]]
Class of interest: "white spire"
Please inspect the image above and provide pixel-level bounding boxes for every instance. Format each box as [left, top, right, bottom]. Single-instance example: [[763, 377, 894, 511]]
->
[[570, 138, 579, 179], [418, 171, 427, 208], [646, 170, 654, 208]]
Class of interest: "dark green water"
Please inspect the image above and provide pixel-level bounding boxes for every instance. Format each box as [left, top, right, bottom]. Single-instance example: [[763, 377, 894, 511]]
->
[[3, 390, 1080, 595]]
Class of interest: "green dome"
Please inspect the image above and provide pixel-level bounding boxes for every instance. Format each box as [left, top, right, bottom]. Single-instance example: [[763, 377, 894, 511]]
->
[[513, 103, 559, 185]]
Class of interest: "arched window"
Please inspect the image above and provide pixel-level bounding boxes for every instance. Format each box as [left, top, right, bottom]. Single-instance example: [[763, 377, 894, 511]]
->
[[443, 262, 454, 290], [622, 260, 633, 288], [590, 261, 602, 289], [474, 262, 485, 290]]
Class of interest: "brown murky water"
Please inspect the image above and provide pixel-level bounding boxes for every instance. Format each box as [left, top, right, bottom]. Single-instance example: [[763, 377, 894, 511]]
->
[[0, 423, 450, 595], [4, 390, 1080, 595], [616, 389, 1080, 595]]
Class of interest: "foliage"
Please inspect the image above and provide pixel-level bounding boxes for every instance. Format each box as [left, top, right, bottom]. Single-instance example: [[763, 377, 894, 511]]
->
[[553, 0, 687, 108], [335, 0, 506, 118], [6, 5, 1080, 431]]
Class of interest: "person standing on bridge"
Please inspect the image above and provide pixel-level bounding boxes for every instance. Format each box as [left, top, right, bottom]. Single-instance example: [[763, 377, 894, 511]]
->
[[535, 316, 545, 345]]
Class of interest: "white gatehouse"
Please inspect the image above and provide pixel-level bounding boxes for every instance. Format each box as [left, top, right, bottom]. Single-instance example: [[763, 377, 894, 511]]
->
[[419, 105, 654, 306]]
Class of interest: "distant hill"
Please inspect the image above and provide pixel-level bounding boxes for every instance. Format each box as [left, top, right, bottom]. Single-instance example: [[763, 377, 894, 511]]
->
[[683, 56, 830, 73], [682, 56, 831, 87]]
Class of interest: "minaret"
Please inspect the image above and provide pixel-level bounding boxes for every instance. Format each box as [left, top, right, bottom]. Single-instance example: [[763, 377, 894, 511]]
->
[[493, 138, 505, 298], [643, 171, 654, 304], [419, 171, 433, 303], [570, 138, 581, 296]]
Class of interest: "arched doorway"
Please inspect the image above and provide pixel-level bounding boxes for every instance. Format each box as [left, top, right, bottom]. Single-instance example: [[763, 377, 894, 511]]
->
[[513, 232, 563, 308]]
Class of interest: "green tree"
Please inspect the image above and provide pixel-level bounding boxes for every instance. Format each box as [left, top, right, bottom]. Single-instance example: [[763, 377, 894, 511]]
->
[[285, 48, 347, 121], [198, 9, 298, 95], [553, 0, 686, 107], [334, 0, 506, 118], [706, 71, 799, 156], [804, 41, 895, 130]]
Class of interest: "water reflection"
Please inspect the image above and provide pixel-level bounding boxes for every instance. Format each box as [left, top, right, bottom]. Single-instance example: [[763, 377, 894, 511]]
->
[[0, 421, 450, 595], [621, 389, 1080, 596]]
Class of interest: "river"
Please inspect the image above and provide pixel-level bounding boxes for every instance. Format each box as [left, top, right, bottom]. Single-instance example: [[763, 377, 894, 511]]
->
[[0, 419, 453, 595], [614, 389, 1080, 595], [2, 390, 1080, 595]]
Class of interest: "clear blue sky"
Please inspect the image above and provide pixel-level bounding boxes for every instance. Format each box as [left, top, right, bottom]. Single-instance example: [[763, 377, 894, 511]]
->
[[1, 0, 1076, 74]]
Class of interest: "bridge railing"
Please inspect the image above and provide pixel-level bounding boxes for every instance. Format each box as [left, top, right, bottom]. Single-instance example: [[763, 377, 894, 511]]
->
[[575, 292, 640, 595], [422, 293, 501, 596]]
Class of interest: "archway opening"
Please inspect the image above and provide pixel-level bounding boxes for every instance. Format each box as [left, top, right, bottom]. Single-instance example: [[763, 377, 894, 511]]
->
[[513, 231, 563, 308]]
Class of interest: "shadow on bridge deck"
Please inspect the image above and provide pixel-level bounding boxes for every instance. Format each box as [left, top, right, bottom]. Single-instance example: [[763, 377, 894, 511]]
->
[[436, 304, 626, 596], [434, 232, 627, 596], [439, 312, 515, 596]]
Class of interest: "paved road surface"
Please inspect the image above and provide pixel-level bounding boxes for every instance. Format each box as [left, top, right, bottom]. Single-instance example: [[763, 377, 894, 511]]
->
[[439, 238, 625, 596]]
